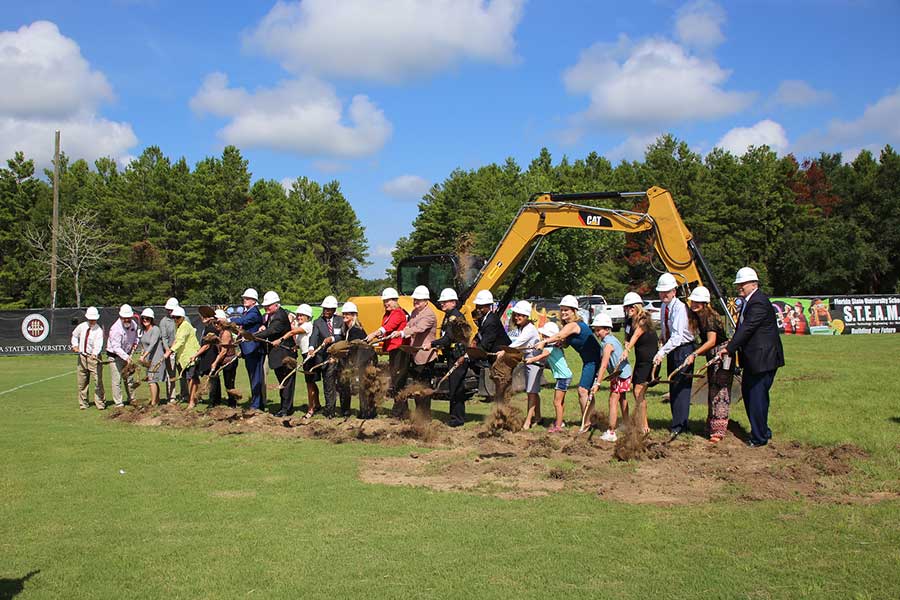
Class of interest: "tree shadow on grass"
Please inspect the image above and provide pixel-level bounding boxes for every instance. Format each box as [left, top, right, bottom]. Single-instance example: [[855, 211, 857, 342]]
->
[[889, 416, 900, 425], [0, 570, 39, 600]]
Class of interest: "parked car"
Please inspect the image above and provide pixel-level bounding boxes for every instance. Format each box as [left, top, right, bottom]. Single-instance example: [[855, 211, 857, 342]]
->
[[578, 295, 626, 330], [643, 300, 662, 323]]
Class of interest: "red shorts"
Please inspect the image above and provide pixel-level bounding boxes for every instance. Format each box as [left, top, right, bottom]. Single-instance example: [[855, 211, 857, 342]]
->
[[610, 376, 632, 394]]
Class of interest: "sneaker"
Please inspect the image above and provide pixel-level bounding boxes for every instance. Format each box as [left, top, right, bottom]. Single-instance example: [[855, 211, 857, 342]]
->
[[601, 429, 618, 442]]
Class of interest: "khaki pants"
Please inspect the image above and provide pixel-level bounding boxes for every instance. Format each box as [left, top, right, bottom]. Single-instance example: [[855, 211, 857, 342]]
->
[[110, 356, 133, 406], [77, 355, 105, 409]]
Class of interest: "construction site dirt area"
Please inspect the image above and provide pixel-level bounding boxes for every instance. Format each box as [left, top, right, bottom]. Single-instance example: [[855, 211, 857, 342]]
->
[[106, 402, 894, 506]]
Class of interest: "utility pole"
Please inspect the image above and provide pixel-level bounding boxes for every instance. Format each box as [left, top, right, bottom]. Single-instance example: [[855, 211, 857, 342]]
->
[[51, 130, 60, 310]]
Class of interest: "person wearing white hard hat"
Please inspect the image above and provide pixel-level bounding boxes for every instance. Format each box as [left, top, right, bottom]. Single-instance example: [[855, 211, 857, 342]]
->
[[470, 289, 511, 400], [209, 309, 240, 407], [275, 304, 317, 417], [70, 306, 106, 410], [107, 303, 139, 407], [534, 295, 602, 431], [426, 288, 470, 426], [653, 272, 696, 437], [590, 313, 633, 442], [310, 295, 345, 418], [159, 298, 179, 403], [335, 301, 371, 418], [718, 267, 784, 447], [620, 292, 658, 434], [392, 285, 438, 418], [499, 300, 543, 429], [138, 308, 165, 407], [166, 305, 201, 407], [527, 321, 572, 432], [685, 285, 734, 442], [225, 288, 266, 410], [366, 288, 410, 416], [252, 291, 298, 417]]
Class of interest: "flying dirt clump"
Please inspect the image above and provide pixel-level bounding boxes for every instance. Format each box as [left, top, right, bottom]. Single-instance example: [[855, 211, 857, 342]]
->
[[486, 402, 524, 432]]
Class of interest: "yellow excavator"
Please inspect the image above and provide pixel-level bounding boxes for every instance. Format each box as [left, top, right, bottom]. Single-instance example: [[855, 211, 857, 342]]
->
[[349, 186, 733, 334]]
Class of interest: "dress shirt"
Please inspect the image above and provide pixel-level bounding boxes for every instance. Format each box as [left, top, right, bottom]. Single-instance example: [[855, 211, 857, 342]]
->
[[71, 322, 104, 356], [107, 319, 139, 360], [655, 296, 693, 360]]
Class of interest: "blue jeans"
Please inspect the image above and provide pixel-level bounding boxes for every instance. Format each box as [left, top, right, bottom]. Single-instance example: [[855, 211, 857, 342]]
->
[[243, 351, 266, 409]]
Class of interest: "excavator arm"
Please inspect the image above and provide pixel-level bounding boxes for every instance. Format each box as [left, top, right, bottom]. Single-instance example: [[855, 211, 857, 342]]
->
[[459, 186, 731, 325]]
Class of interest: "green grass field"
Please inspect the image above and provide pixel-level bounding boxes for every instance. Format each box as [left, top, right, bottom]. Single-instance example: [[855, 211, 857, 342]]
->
[[1, 335, 899, 599]]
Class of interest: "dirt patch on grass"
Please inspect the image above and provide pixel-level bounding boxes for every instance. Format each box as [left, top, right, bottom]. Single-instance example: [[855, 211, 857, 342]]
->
[[107, 403, 892, 506]]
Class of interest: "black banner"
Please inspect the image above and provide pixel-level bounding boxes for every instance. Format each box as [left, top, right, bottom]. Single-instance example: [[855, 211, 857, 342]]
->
[[1, 306, 205, 356]]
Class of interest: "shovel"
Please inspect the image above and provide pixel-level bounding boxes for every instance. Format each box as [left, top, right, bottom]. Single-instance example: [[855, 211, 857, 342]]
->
[[209, 354, 239, 378], [647, 357, 693, 388], [434, 357, 466, 391]]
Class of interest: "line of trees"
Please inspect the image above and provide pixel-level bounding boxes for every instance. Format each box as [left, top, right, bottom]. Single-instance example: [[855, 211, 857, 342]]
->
[[2, 135, 898, 310], [393, 136, 900, 299], [0, 146, 370, 309]]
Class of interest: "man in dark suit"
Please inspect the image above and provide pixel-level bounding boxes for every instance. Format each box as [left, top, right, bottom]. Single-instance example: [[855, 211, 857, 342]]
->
[[719, 267, 785, 447], [308, 295, 344, 418], [470, 290, 511, 400], [225, 288, 266, 410], [424, 288, 470, 427], [255, 291, 297, 417]]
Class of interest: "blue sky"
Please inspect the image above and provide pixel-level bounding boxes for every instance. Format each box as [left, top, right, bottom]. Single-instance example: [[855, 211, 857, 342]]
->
[[3, 1, 899, 278]]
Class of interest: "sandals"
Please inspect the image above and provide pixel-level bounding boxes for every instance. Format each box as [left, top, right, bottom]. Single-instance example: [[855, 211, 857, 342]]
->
[[302, 410, 315, 420]]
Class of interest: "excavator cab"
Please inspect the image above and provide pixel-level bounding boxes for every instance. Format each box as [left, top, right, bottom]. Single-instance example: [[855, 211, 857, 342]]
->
[[396, 254, 486, 301]]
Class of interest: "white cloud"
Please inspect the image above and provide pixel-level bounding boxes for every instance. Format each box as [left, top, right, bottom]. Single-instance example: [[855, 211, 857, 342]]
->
[[563, 35, 753, 129], [372, 244, 395, 259], [190, 72, 392, 158], [243, 0, 524, 83], [675, 1, 726, 50], [0, 21, 136, 168], [793, 87, 900, 157], [382, 174, 430, 200], [606, 132, 662, 162], [770, 80, 832, 108], [716, 119, 788, 155]]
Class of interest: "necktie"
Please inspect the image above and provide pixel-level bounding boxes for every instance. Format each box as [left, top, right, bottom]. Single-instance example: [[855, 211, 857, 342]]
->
[[663, 303, 670, 341], [82, 325, 89, 354], [327, 319, 333, 335]]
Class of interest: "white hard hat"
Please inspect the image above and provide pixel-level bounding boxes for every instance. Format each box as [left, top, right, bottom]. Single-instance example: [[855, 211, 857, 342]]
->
[[171, 306, 186, 318], [214, 309, 228, 320], [341, 301, 358, 314], [438, 288, 458, 302], [242, 288, 259, 301], [473, 290, 494, 305], [411, 285, 430, 300], [164, 297, 179, 310], [512, 300, 532, 317], [623, 292, 643, 307], [591, 313, 613, 328], [140, 308, 155, 319], [296, 303, 313, 317], [656, 272, 678, 292], [381, 287, 400, 301], [734, 267, 759, 284], [559, 295, 579, 309], [118, 304, 133, 319], [688, 285, 711, 303], [321, 295, 339, 309], [261, 291, 280, 306], [538, 321, 560, 337], [85, 306, 100, 320]]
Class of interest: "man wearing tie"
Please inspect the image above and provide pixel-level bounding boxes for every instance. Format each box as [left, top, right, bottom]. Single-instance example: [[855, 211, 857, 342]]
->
[[653, 273, 696, 437], [719, 267, 785, 447], [254, 291, 297, 417], [226, 288, 266, 410], [309, 295, 344, 418], [70, 306, 106, 410]]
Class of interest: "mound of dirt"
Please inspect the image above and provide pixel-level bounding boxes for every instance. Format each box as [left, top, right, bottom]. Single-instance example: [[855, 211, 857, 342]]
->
[[107, 402, 891, 506]]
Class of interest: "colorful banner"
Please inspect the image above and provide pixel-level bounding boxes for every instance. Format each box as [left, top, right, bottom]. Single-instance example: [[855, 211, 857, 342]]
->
[[770, 296, 900, 335]]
